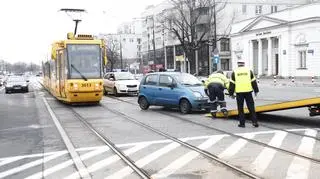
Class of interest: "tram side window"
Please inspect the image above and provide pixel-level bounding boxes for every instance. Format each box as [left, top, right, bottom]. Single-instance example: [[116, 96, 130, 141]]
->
[[50, 61, 55, 79]]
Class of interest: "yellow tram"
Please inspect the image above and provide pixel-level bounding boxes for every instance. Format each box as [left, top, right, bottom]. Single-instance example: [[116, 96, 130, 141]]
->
[[43, 33, 107, 103]]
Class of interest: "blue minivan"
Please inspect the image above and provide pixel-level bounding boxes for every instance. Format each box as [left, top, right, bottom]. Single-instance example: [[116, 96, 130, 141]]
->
[[138, 72, 210, 114]]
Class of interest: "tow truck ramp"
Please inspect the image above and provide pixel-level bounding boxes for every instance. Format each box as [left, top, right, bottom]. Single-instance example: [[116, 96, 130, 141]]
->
[[208, 97, 320, 118]]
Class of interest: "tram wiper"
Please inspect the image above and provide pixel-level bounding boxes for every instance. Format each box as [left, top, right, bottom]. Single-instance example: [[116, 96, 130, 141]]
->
[[71, 64, 88, 81]]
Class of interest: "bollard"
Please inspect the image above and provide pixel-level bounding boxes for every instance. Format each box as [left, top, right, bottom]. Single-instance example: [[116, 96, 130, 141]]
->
[[273, 75, 277, 86], [312, 76, 314, 84], [291, 76, 295, 83]]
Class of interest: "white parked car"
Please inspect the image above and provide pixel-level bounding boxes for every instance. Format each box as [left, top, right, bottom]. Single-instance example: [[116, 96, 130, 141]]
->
[[103, 72, 140, 96]]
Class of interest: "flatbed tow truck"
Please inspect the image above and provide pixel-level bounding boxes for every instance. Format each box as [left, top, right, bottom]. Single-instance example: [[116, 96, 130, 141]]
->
[[209, 97, 320, 118]]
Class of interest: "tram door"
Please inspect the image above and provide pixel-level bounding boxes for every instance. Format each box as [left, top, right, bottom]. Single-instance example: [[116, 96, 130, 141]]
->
[[58, 51, 66, 98]]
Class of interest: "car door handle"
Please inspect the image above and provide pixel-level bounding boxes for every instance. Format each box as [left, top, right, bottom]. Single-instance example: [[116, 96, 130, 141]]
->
[[158, 88, 162, 90], [143, 86, 146, 89]]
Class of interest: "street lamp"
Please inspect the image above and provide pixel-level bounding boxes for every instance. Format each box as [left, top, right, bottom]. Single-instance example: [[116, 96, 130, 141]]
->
[[60, 8, 86, 35]]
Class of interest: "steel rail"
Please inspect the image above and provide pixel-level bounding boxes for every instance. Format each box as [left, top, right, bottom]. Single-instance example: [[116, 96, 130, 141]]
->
[[100, 100, 261, 179]]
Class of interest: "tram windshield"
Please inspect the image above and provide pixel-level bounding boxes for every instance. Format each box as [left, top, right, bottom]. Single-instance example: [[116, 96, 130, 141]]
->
[[67, 44, 102, 79]]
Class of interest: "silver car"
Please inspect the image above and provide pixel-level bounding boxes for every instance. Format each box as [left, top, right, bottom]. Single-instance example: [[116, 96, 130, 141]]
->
[[4, 76, 29, 93]]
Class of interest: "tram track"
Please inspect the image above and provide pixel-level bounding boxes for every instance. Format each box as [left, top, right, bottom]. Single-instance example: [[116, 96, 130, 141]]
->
[[69, 107, 152, 179], [106, 95, 320, 165], [98, 100, 260, 179]]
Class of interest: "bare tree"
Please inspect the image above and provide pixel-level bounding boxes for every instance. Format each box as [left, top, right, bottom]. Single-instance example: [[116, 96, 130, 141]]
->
[[103, 37, 120, 72], [158, 0, 233, 74]]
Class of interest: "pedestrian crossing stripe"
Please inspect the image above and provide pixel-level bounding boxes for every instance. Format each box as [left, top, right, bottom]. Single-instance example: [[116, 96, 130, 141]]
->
[[0, 128, 318, 179], [0, 128, 316, 161]]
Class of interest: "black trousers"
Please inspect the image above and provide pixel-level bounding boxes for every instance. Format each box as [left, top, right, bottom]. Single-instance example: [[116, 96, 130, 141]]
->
[[208, 83, 226, 111], [236, 92, 257, 125]]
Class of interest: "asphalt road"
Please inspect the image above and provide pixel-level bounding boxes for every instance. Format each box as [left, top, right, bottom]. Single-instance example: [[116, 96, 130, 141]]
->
[[0, 77, 319, 179]]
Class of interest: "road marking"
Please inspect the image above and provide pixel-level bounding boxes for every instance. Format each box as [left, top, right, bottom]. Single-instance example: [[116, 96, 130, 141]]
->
[[0, 128, 316, 162], [25, 147, 110, 179], [65, 143, 150, 179], [0, 124, 52, 132], [250, 131, 287, 175], [0, 152, 67, 179], [152, 135, 225, 178], [42, 97, 91, 179], [286, 129, 317, 179], [218, 133, 255, 159], [0, 151, 67, 162], [0, 157, 23, 167], [105, 142, 181, 179], [76, 135, 220, 152]]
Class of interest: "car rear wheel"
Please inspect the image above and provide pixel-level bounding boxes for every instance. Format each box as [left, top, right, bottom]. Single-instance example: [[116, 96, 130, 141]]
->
[[179, 99, 191, 114], [138, 96, 149, 110]]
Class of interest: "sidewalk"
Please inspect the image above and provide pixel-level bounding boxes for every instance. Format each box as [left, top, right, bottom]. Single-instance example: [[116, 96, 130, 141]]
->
[[256, 77, 320, 87], [198, 76, 320, 87]]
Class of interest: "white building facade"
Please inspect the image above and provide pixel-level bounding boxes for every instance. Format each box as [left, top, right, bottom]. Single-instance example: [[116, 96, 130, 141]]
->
[[100, 18, 143, 71], [139, 0, 316, 75], [231, 2, 320, 77]]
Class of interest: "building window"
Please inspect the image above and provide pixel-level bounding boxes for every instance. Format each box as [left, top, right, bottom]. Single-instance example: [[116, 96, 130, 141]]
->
[[130, 38, 134, 42], [137, 38, 141, 44], [271, 6, 278, 13], [242, 5, 247, 14], [221, 59, 230, 71], [123, 38, 126, 42], [255, 5, 262, 15], [298, 50, 307, 68], [220, 38, 230, 52], [199, 7, 209, 15]]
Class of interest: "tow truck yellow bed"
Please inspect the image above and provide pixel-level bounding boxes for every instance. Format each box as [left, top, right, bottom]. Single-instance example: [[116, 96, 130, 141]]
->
[[208, 97, 320, 118]]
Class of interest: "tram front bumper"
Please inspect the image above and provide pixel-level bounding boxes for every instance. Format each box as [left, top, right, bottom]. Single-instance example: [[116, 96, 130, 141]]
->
[[67, 91, 103, 103]]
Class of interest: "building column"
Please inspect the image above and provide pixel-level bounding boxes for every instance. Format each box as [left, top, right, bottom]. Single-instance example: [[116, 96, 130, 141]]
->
[[267, 37, 272, 76], [173, 45, 176, 70], [248, 40, 253, 69], [195, 50, 199, 75], [277, 36, 282, 76], [258, 39, 263, 76]]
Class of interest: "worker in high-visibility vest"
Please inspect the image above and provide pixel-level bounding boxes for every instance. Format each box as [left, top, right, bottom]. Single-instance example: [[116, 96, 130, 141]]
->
[[204, 70, 229, 118], [228, 60, 259, 127]]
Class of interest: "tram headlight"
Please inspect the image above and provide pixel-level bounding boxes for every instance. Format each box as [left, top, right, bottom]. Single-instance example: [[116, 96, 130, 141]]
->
[[71, 83, 78, 91], [95, 83, 100, 90]]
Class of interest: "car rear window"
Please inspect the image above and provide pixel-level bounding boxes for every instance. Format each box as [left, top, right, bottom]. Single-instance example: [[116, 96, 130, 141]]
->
[[144, 74, 158, 85]]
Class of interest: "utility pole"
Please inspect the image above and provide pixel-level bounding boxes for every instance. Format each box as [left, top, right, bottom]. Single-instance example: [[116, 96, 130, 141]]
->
[[152, 15, 156, 69], [119, 34, 123, 69], [147, 33, 150, 65], [210, 0, 220, 72]]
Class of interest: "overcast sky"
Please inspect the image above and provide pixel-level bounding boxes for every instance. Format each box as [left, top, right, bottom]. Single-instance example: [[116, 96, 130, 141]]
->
[[0, 0, 163, 64]]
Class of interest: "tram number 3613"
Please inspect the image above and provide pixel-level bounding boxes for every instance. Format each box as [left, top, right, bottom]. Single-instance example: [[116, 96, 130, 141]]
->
[[81, 83, 91, 87]]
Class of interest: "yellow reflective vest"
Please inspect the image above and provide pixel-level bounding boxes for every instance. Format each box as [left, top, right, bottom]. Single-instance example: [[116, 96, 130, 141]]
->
[[204, 73, 229, 89], [231, 67, 255, 93]]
